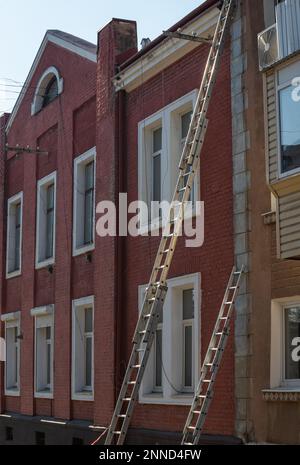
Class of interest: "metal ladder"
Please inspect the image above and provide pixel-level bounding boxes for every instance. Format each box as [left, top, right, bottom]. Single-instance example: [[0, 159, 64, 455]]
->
[[181, 266, 244, 445], [105, 0, 236, 445]]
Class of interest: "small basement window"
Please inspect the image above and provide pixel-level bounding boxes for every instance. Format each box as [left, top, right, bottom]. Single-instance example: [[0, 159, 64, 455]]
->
[[35, 431, 46, 445], [5, 427, 13, 441]]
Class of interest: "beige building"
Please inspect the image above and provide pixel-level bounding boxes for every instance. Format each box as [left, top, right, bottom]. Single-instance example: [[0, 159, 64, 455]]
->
[[234, 0, 300, 444]]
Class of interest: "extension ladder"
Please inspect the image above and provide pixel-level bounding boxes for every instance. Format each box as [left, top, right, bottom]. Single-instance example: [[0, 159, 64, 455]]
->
[[105, 0, 236, 445], [181, 266, 244, 445]]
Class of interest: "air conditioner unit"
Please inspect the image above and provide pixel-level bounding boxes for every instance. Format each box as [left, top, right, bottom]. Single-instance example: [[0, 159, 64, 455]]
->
[[258, 24, 279, 71]]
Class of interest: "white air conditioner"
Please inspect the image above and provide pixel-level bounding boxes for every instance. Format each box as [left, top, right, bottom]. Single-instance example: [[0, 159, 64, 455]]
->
[[258, 24, 279, 71]]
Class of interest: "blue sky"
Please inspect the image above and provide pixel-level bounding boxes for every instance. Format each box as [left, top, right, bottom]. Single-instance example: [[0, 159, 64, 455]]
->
[[0, 0, 205, 114]]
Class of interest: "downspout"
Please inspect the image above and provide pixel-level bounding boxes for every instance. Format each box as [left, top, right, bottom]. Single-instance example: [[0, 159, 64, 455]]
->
[[114, 88, 126, 403]]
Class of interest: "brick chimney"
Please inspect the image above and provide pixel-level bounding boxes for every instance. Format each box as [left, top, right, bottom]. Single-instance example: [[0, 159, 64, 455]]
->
[[94, 19, 137, 427]]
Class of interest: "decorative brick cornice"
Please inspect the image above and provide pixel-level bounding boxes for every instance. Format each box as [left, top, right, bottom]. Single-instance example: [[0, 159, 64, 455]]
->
[[262, 390, 300, 402]]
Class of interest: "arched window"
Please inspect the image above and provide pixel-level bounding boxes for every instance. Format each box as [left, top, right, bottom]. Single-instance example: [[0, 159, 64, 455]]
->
[[31, 66, 63, 115], [42, 76, 58, 108]]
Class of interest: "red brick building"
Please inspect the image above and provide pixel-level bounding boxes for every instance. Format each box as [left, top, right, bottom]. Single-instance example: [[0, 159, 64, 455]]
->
[[0, 0, 241, 444]]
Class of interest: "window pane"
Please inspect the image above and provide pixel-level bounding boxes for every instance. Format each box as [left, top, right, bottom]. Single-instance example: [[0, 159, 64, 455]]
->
[[183, 289, 194, 320], [46, 209, 54, 259], [285, 307, 300, 380], [46, 326, 51, 340], [46, 343, 51, 386], [42, 77, 58, 108], [153, 127, 162, 153], [181, 111, 192, 140], [152, 154, 161, 202], [85, 336, 92, 387], [85, 308, 93, 333], [85, 161, 94, 191], [47, 184, 54, 210], [84, 162, 94, 245], [279, 86, 300, 173], [15, 203, 21, 227], [14, 225, 21, 271], [155, 328, 162, 388], [184, 325, 193, 387]]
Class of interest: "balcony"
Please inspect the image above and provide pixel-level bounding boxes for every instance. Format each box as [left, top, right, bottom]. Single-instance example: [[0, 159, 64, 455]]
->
[[258, 0, 300, 71]]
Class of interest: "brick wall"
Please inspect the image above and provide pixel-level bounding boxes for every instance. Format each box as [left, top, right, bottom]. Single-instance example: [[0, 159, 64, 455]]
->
[[0, 41, 96, 420], [117, 40, 235, 436]]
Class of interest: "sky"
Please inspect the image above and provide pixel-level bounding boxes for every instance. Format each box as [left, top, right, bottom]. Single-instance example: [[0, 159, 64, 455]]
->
[[0, 0, 205, 115]]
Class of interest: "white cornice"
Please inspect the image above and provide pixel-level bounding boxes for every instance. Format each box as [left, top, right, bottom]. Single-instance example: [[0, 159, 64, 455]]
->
[[113, 6, 219, 93], [6, 32, 96, 133]]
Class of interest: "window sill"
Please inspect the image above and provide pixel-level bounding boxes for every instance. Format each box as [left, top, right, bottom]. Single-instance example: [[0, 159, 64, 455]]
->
[[139, 209, 197, 236], [35, 257, 55, 270], [5, 389, 20, 397], [139, 393, 193, 406], [72, 391, 94, 402], [6, 269, 21, 280], [262, 388, 300, 402], [34, 390, 53, 399], [73, 243, 95, 257]]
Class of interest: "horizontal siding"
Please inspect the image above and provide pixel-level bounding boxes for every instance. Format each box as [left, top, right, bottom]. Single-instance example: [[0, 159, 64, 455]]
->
[[279, 191, 300, 259], [266, 72, 278, 183]]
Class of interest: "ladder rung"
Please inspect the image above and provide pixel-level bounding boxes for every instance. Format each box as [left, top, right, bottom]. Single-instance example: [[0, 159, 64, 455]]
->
[[156, 265, 168, 270], [219, 317, 227, 320], [193, 410, 201, 414], [202, 380, 211, 383], [135, 348, 145, 352], [139, 330, 147, 335], [205, 363, 213, 366], [113, 431, 122, 435], [216, 332, 223, 336], [131, 365, 141, 369], [122, 398, 132, 401], [127, 381, 136, 385], [229, 286, 237, 290], [210, 347, 218, 351], [225, 301, 233, 305], [118, 415, 127, 418], [187, 426, 196, 431]]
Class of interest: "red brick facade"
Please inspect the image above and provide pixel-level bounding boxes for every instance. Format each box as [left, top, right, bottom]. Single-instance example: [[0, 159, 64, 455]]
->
[[0, 3, 237, 445]]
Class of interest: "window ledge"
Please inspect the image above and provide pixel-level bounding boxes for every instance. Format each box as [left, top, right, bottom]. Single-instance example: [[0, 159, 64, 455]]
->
[[262, 388, 300, 402], [73, 243, 95, 257], [34, 390, 53, 399], [35, 257, 55, 270], [262, 211, 276, 225], [72, 391, 94, 402], [6, 270, 21, 280], [5, 389, 20, 397], [139, 393, 193, 406]]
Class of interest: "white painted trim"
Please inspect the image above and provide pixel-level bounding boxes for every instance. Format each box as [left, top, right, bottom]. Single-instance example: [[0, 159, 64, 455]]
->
[[1, 311, 20, 322], [270, 297, 300, 389], [275, 60, 300, 178], [35, 171, 57, 269], [138, 272, 201, 405], [6, 191, 23, 280], [31, 67, 63, 116], [113, 7, 219, 92], [6, 31, 96, 133], [138, 90, 199, 232], [73, 147, 96, 257], [4, 314, 21, 396], [31, 305, 54, 317], [33, 308, 54, 398], [71, 295, 94, 401]]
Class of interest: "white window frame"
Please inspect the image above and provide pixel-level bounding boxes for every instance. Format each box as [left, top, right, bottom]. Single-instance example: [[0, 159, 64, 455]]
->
[[31, 305, 54, 399], [35, 171, 57, 269], [276, 59, 300, 178], [72, 295, 94, 401], [1, 311, 21, 396], [73, 148, 96, 257], [138, 273, 200, 405], [6, 192, 23, 279], [31, 66, 63, 115], [138, 90, 199, 233], [270, 297, 300, 390]]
